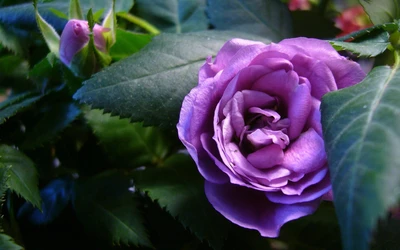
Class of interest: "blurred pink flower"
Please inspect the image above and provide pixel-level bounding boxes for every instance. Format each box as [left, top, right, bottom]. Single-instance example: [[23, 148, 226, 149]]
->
[[288, 0, 311, 11], [335, 5, 372, 37]]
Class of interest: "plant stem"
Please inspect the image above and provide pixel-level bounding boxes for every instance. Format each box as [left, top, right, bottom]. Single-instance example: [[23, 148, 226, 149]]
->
[[117, 12, 160, 35]]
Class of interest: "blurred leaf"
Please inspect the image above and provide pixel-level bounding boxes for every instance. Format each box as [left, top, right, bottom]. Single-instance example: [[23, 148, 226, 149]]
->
[[0, 91, 44, 125], [360, 0, 400, 25], [74, 30, 270, 129], [291, 10, 340, 39], [134, 0, 208, 33], [29, 53, 57, 79], [333, 22, 399, 42], [0, 55, 29, 78], [74, 170, 152, 247], [0, 24, 25, 55], [330, 30, 390, 57], [0, 233, 23, 250], [133, 153, 231, 250], [321, 65, 400, 250], [0, 145, 41, 209], [207, 0, 292, 41], [68, 0, 83, 20], [17, 177, 74, 225], [20, 102, 81, 149], [109, 29, 152, 61], [84, 109, 169, 168]]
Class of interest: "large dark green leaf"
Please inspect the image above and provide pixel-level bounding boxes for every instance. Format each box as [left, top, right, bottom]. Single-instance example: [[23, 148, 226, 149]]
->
[[207, 0, 292, 41], [321, 65, 400, 250], [74, 30, 270, 129], [134, 0, 208, 33], [0, 233, 23, 250], [360, 0, 400, 25], [0, 145, 41, 209], [74, 170, 152, 247], [84, 109, 170, 168], [133, 153, 231, 250]]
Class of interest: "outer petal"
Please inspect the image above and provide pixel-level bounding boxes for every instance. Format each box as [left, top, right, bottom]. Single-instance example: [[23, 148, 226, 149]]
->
[[324, 59, 366, 89], [205, 181, 320, 237]]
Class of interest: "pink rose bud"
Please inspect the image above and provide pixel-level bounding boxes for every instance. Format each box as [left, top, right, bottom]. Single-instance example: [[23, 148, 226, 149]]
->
[[59, 19, 108, 67], [335, 5, 372, 37]]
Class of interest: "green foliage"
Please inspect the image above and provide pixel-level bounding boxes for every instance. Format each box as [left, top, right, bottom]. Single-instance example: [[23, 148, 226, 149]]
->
[[109, 29, 153, 61], [0, 92, 44, 125], [330, 29, 391, 57], [84, 109, 170, 168], [360, 0, 400, 25], [207, 0, 292, 41], [321, 65, 400, 250], [74, 170, 152, 247], [0, 233, 23, 250], [0, 55, 29, 78], [133, 153, 231, 250], [134, 0, 208, 33], [20, 102, 81, 149], [68, 0, 83, 20], [0, 24, 25, 55], [74, 30, 270, 129], [0, 145, 41, 209]]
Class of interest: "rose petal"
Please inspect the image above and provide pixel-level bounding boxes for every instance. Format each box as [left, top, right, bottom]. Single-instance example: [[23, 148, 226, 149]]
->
[[291, 53, 337, 99], [281, 128, 326, 174], [205, 181, 320, 237], [247, 144, 284, 169], [324, 59, 366, 89], [287, 83, 312, 139], [281, 168, 328, 195], [265, 173, 331, 204]]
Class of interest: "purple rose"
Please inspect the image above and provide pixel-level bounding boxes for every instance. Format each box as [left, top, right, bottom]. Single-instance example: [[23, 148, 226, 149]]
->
[[177, 38, 366, 237], [59, 19, 108, 66]]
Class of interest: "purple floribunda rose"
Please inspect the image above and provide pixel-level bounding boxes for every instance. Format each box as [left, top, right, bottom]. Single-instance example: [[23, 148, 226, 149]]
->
[[177, 37, 366, 237], [59, 19, 108, 66]]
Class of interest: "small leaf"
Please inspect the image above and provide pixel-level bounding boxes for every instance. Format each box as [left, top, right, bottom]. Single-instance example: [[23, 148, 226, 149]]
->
[[109, 29, 152, 61], [360, 0, 400, 25], [0, 145, 41, 209], [74, 30, 270, 129], [0, 91, 44, 125], [207, 0, 292, 41], [74, 170, 152, 247], [321, 65, 400, 250], [0, 233, 23, 250], [330, 30, 391, 57], [34, 0, 61, 56], [68, 0, 83, 20], [17, 177, 74, 225], [133, 153, 231, 249], [84, 109, 170, 168], [101, 0, 116, 49], [134, 0, 208, 33]]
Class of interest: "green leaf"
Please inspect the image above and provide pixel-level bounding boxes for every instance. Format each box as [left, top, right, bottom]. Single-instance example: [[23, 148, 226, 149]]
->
[[101, 0, 116, 49], [0, 145, 41, 209], [133, 153, 231, 250], [0, 24, 25, 55], [360, 0, 400, 25], [84, 109, 169, 168], [20, 102, 81, 149], [0, 55, 29, 78], [134, 0, 208, 33], [0, 233, 23, 250], [207, 0, 292, 41], [109, 29, 152, 61], [0, 163, 10, 199], [0, 91, 44, 125], [334, 22, 399, 42], [321, 65, 400, 250], [74, 170, 152, 247], [330, 30, 390, 57], [68, 0, 83, 20], [74, 30, 271, 129]]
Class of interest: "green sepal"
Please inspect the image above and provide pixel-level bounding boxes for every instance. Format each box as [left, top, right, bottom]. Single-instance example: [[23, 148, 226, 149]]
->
[[33, 0, 60, 57], [101, 0, 116, 50]]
